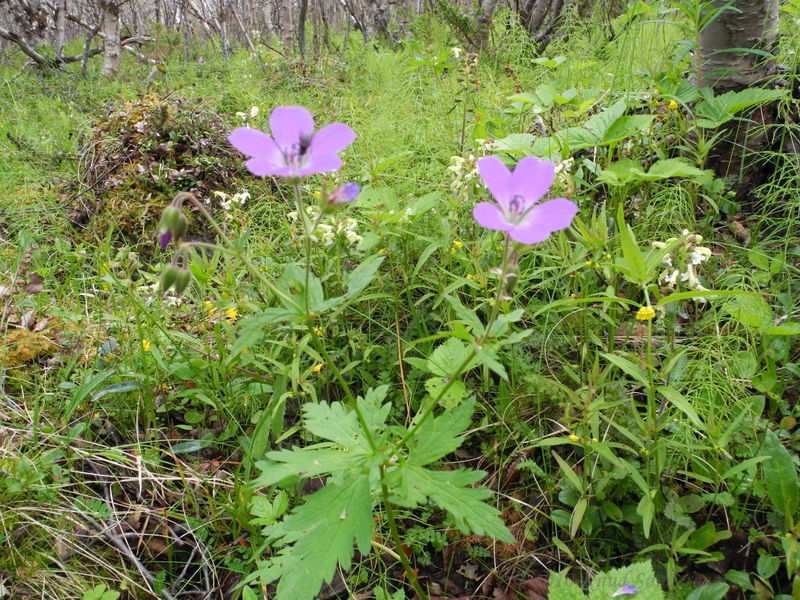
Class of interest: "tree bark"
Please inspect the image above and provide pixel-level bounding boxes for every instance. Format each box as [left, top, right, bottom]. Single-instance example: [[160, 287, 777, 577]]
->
[[697, 0, 780, 208], [54, 0, 67, 61], [298, 0, 308, 57], [475, 0, 497, 50], [100, 0, 122, 76], [698, 0, 779, 92]]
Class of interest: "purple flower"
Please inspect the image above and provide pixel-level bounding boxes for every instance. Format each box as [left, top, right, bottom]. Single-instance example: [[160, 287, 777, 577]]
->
[[328, 182, 360, 205], [228, 106, 356, 178], [472, 156, 578, 244], [611, 584, 639, 597], [158, 231, 172, 249]]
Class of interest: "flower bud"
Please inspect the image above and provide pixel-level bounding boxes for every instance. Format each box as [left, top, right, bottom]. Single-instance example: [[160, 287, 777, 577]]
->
[[160, 264, 181, 292], [173, 269, 192, 295], [159, 206, 181, 232]]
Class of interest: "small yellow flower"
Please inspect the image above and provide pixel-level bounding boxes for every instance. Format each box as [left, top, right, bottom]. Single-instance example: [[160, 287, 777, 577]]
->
[[314, 326, 324, 337], [605, 253, 612, 260], [311, 363, 323, 374], [204, 300, 215, 317], [584, 260, 593, 267], [635, 305, 656, 321], [141, 339, 151, 352], [452, 240, 463, 249], [591, 438, 599, 443], [568, 434, 580, 442], [466, 273, 476, 281], [667, 100, 679, 110], [225, 307, 238, 323], [313, 190, 321, 197], [242, 348, 249, 354]]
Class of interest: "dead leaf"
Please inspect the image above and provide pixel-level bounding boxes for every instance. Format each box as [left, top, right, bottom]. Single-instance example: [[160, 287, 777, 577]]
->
[[524, 577, 548, 600], [23, 273, 43, 294]]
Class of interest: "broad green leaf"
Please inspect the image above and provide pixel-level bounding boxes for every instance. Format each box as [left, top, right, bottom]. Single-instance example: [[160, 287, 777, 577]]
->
[[584, 99, 627, 139], [389, 464, 513, 542], [548, 571, 587, 600], [346, 254, 385, 298], [408, 398, 475, 465], [685, 583, 730, 600], [424, 376, 466, 408], [724, 295, 773, 332], [427, 337, 479, 377], [616, 203, 649, 285], [588, 560, 664, 600], [765, 321, 800, 336], [762, 429, 799, 518], [256, 475, 374, 600], [603, 114, 655, 144]]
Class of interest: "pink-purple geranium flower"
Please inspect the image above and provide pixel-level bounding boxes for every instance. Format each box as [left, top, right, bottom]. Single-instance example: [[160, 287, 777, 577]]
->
[[228, 106, 355, 178], [472, 156, 578, 244]]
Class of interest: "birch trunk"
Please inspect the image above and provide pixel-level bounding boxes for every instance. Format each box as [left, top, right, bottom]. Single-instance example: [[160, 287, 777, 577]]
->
[[298, 0, 308, 57], [54, 0, 67, 61], [100, 0, 121, 76], [697, 0, 779, 92]]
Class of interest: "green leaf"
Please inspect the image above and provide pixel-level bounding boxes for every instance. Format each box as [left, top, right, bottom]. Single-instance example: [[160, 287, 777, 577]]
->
[[425, 377, 466, 408], [548, 571, 587, 600], [616, 203, 650, 285], [656, 386, 703, 428], [346, 254, 385, 298], [685, 583, 729, 600], [762, 429, 800, 518], [427, 338, 479, 377], [255, 475, 374, 600], [602, 352, 649, 387], [765, 321, 800, 336], [724, 295, 773, 332], [389, 464, 513, 542], [588, 560, 664, 600], [408, 398, 475, 465]]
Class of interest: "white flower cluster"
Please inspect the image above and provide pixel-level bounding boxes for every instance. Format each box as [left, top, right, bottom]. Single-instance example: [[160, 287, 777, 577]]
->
[[652, 230, 712, 301], [213, 190, 250, 211], [235, 106, 260, 121], [447, 154, 478, 199], [288, 206, 362, 247], [554, 157, 574, 187]]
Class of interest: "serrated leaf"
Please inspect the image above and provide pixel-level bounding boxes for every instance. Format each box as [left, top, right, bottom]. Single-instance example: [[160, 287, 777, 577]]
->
[[408, 398, 475, 465], [258, 475, 374, 600], [389, 464, 513, 542], [427, 338, 479, 377], [548, 571, 587, 600], [425, 377, 466, 408], [588, 560, 664, 600]]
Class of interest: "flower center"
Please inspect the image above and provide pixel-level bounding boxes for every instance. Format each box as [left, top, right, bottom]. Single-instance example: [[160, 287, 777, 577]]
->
[[284, 134, 314, 168], [505, 194, 526, 223]]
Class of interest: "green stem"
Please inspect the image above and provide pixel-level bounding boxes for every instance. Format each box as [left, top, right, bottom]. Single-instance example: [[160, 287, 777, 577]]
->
[[381, 478, 428, 600], [181, 241, 296, 311], [293, 183, 313, 318]]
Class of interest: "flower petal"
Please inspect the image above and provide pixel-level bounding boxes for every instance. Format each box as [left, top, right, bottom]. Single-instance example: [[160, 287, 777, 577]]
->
[[473, 202, 513, 231], [296, 154, 343, 175], [270, 106, 315, 149], [228, 127, 280, 159], [511, 156, 555, 206], [511, 197, 578, 244], [477, 156, 512, 206], [245, 157, 282, 176], [308, 122, 356, 156]]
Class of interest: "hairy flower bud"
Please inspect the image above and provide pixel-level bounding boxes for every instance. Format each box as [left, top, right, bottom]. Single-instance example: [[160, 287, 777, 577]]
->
[[173, 269, 192, 295], [160, 264, 181, 292]]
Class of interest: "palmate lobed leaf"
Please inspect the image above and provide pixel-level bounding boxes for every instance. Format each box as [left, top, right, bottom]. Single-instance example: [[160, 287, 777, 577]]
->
[[388, 464, 513, 542], [254, 476, 375, 600], [408, 398, 475, 465]]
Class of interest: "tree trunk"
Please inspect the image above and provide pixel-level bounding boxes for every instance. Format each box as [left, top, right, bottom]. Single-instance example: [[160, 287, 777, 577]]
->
[[475, 0, 497, 50], [298, 0, 308, 58], [698, 0, 779, 92], [54, 0, 67, 61], [279, 1, 294, 53], [697, 0, 780, 208], [100, 0, 121, 76]]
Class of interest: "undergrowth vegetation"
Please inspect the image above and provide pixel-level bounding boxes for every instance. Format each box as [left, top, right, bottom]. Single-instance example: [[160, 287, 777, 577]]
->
[[1, 5, 799, 600]]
